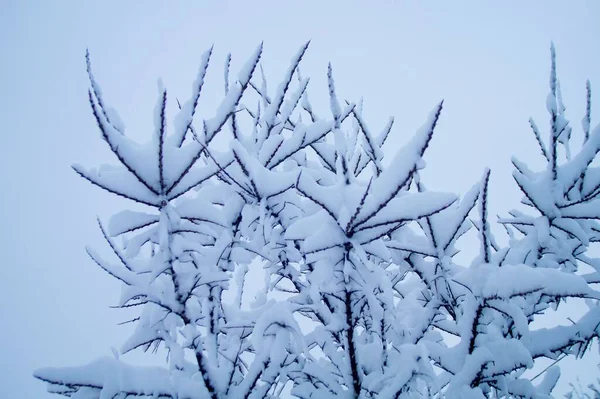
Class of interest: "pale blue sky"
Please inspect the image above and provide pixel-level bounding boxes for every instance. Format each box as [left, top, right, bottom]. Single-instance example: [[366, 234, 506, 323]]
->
[[1, 1, 599, 398]]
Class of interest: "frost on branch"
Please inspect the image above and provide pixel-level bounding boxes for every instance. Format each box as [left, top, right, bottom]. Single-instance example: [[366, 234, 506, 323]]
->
[[35, 44, 600, 398]]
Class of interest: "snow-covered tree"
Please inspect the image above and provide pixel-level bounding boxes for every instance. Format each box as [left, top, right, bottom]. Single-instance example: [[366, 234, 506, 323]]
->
[[35, 43, 600, 398]]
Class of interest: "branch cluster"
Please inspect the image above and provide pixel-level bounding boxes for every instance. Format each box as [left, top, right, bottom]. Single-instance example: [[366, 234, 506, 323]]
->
[[35, 43, 600, 399]]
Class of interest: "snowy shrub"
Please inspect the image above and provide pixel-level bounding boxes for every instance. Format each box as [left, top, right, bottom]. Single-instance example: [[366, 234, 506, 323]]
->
[[35, 43, 600, 398], [565, 363, 600, 399]]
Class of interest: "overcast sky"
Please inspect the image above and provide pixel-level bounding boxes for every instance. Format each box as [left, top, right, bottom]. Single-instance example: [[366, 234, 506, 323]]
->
[[1, 1, 599, 398]]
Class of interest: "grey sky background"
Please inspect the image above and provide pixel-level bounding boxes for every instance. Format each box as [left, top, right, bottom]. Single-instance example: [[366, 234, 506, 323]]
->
[[1, 1, 599, 398]]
